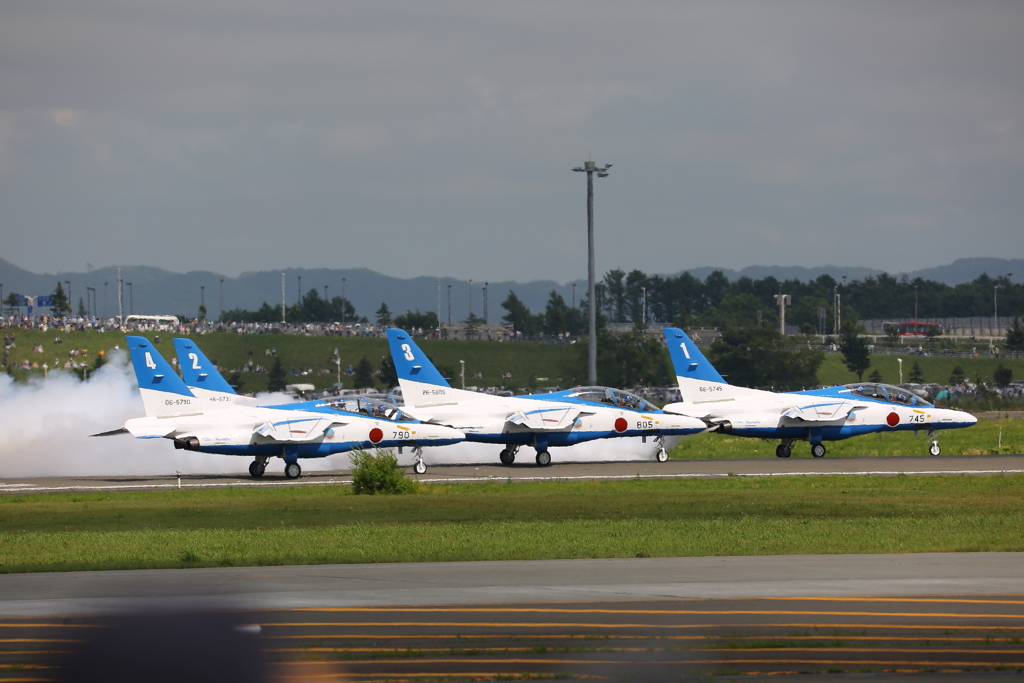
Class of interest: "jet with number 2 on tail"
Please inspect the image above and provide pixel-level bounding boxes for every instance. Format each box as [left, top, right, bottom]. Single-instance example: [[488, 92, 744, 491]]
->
[[90, 336, 465, 479], [660, 328, 977, 458], [385, 328, 707, 467]]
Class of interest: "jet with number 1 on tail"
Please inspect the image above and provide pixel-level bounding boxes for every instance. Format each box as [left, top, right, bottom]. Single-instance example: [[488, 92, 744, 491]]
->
[[660, 327, 977, 458], [385, 328, 708, 467], [90, 336, 465, 479]]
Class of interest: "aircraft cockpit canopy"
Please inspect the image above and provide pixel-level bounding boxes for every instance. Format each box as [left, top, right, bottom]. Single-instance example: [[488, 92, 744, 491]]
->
[[568, 386, 652, 412], [844, 383, 932, 407], [323, 394, 412, 421]]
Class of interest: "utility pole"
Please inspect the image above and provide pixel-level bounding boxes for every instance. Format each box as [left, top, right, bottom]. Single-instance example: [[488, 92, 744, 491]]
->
[[341, 277, 346, 328], [572, 159, 612, 384], [774, 289, 791, 335], [103, 282, 108, 320], [914, 284, 918, 320], [447, 284, 452, 325], [436, 279, 441, 335], [483, 282, 488, 324], [117, 268, 123, 326], [281, 273, 286, 323]]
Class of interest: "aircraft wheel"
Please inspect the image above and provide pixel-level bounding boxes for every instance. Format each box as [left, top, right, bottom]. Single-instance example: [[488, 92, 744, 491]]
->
[[413, 460, 427, 475], [248, 461, 265, 478], [284, 462, 302, 479], [535, 450, 551, 467], [656, 448, 669, 463], [499, 449, 515, 465], [811, 444, 826, 458], [775, 444, 791, 458], [929, 442, 941, 456]]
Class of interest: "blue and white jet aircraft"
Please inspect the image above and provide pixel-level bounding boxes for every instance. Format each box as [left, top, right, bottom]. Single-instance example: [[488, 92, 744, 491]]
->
[[91, 336, 465, 478], [171, 337, 441, 473], [385, 328, 708, 466], [660, 328, 977, 458]]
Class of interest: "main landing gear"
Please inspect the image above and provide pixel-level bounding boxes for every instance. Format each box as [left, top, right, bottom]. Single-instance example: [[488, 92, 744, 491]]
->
[[535, 450, 551, 467], [499, 445, 519, 466], [248, 456, 269, 478], [284, 462, 302, 479], [776, 440, 826, 458]]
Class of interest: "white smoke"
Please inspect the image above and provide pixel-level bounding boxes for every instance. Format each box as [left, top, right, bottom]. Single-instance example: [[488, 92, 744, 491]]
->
[[0, 355, 677, 478]]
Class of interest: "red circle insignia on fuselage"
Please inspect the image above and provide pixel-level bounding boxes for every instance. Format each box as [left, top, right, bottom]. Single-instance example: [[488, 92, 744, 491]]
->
[[886, 412, 899, 427], [614, 417, 628, 433], [369, 427, 384, 443]]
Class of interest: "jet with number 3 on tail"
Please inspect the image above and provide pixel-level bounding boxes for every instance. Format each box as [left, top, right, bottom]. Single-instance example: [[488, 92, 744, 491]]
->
[[660, 328, 977, 458], [90, 336, 465, 479], [385, 328, 707, 467]]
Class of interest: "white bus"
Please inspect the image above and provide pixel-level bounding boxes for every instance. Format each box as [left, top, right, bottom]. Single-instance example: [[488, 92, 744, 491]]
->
[[124, 315, 180, 331]]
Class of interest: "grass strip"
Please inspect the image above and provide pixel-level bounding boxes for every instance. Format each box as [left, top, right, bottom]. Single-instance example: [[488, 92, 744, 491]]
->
[[2, 474, 1023, 573]]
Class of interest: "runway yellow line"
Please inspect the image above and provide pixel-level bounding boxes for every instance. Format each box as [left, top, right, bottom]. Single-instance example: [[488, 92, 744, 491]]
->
[[288, 607, 1024, 619], [273, 657, 1024, 667], [770, 596, 1024, 606], [0, 625, 94, 629], [706, 648, 1024, 655], [262, 620, 1024, 631]]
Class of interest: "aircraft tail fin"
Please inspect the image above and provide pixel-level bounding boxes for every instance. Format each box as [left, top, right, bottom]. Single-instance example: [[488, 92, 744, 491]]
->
[[663, 328, 726, 384], [386, 329, 451, 389], [173, 338, 238, 394], [126, 336, 200, 417]]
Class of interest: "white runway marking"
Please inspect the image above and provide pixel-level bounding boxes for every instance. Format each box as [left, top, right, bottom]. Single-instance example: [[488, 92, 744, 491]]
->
[[4, 467, 1023, 493]]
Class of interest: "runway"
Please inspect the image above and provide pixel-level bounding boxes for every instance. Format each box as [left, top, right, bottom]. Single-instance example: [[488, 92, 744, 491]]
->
[[2, 453, 1023, 494], [2, 554, 1024, 679]]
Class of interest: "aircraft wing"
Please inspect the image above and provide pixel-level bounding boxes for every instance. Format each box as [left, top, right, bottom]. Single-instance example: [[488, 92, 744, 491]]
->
[[780, 401, 863, 424], [255, 417, 342, 442], [506, 406, 588, 431]]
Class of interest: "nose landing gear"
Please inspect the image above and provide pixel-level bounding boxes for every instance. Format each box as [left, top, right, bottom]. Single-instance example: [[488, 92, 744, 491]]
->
[[412, 447, 427, 474]]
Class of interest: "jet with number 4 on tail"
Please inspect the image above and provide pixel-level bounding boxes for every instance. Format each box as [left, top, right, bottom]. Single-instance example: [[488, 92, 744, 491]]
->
[[660, 328, 977, 458], [385, 328, 707, 467], [90, 336, 465, 479]]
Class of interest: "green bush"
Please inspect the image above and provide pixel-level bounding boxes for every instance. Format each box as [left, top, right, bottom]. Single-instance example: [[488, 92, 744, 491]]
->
[[350, 450, 418, 495]]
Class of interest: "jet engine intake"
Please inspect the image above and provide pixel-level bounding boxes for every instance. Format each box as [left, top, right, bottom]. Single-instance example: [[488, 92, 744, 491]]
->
[[714, 420, 733, 434]]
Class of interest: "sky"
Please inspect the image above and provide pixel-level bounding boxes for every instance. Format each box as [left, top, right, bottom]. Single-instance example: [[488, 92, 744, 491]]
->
[[1, 1, 1022, 283]]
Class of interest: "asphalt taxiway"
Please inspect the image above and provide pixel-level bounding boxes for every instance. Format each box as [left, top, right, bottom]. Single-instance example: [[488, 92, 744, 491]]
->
[[2, 453, 1022, 494]]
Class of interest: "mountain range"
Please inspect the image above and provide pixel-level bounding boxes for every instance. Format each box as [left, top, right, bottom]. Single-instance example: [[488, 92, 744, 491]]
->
[[0, 257, 1020, 321]]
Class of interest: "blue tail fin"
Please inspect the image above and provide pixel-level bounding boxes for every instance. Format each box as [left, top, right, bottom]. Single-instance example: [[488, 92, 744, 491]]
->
[[126, 336, 198, 416], [663, 328, 727, 384], [385, 329, 450, 388], [173, 338, 237, 394]]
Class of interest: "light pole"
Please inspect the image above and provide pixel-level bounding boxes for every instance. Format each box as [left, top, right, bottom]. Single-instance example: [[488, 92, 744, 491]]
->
[[483, 282, 488, 324], [572, 159, 612, 384], [281, 273, 286, 323], [341, 277, 346, 327], [103, 282, 108, 320], [127, 283, 133, 315], [641, 286, 646, 328], [117, 268, 123, 326], [914, 284, 918, 320], [436, 279, 441, 335], [774, 289, 791, 335], [447, 284, 452, 325], [994, 284, 1003, 336]]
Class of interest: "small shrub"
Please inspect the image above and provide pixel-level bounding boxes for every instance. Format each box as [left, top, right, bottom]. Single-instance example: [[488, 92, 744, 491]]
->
[[350, 450, 418, 495]]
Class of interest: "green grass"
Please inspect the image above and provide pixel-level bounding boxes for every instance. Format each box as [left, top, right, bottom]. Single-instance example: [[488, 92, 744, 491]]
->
[[817, 351, 1024, 387], [670, 417, 1023, 459], [3, 328, 577, 393], [2, 474, 1023, 573]]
